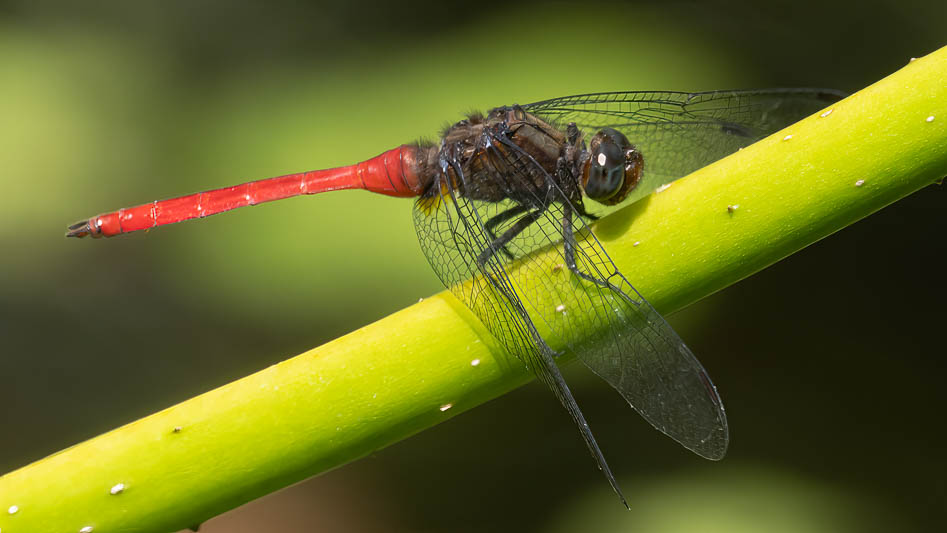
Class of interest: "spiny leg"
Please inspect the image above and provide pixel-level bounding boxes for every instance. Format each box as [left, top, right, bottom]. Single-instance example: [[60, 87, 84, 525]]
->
[[477, 207, 545, 268], [484, 204, 530, 261], [561, 204, 638, 304]]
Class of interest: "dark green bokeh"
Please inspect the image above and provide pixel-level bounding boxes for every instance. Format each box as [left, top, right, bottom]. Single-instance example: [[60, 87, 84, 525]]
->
[[1, 1, 944, 531]]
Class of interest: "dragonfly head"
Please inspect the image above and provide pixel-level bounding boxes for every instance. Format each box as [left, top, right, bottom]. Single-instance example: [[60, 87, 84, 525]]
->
[[580, 128, 643, 206]]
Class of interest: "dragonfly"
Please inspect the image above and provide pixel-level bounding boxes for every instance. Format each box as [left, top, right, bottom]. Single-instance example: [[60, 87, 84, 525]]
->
[[67, 88, 843, 505]]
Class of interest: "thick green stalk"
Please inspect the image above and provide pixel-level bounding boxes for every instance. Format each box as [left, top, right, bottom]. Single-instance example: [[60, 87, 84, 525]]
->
[[2, 47, 945, 533]]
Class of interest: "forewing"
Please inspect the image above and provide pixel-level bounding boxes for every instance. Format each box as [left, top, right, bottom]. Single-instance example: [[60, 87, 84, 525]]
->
[[482, 134, 728, 459], [523, 89, 843, 203], [413, 161, 628, 504]]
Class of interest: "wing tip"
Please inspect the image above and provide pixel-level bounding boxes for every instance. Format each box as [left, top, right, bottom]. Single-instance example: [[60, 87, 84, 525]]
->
[[687, 425, 730, 461]]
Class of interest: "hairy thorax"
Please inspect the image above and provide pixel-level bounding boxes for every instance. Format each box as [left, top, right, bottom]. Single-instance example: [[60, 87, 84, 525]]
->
[[415, 107, 585, 206]]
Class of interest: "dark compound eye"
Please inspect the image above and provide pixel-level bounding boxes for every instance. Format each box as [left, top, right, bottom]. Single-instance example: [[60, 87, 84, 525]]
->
[[584, 140, 624, 201], [581, 128, 643, 206]]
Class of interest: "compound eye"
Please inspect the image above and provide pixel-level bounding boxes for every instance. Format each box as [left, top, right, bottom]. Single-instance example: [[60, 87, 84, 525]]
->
[[581, 128, 643, 206], [584, 142, 625, 201]]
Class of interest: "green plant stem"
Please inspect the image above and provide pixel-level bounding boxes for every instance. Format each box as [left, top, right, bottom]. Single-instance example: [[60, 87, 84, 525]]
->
[[3, 47, 945, 533]]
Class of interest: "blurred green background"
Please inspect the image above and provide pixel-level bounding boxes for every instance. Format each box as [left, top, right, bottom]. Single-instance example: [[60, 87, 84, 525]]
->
[[1, 0, 945, 531]]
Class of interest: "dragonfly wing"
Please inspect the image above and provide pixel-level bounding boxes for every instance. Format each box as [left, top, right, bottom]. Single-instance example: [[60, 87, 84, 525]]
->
[[522, 89, 843, 200], [480, 133, 729, 459], [412, 157, 629, 505]]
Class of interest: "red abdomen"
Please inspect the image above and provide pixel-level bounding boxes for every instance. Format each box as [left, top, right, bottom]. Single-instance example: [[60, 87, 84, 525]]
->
[[67, 145, 424, 238]]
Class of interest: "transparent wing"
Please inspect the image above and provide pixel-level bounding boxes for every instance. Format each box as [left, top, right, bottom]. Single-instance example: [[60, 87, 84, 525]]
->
[[445, 132, 726, 459], [522, 89, 844, 202], [413, 157, 629, 505]]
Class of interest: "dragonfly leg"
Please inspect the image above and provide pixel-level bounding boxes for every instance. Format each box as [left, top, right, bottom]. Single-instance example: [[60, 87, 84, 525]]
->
[[561, 205, 639, 305], [484, 205, 530, 261], [566, 122, 580, 145], [476, 208, 545, 268]]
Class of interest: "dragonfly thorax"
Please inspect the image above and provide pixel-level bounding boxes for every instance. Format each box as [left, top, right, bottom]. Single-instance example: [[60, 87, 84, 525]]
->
[[424, 107, 590, 210]]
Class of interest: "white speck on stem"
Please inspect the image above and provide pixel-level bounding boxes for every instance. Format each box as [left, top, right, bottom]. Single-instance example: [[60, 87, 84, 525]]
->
[[79, 526, 94, 533], [173, 426, 182, 433], [855, 179, 865, 187], [555, 304, 566, 313], [926, 115, 935, 123], [633, 241, 640, 247], [820, 109, 833, 118], [439, 403, 453, 412], [910, 57, 918, 62], [782, 134, 793, 141], [8, 505, 18, 515], [110, 483, 125, 495], [418, 297, 424, 303], [655, 183, 671, 193], [470, 358, 481, 367]]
